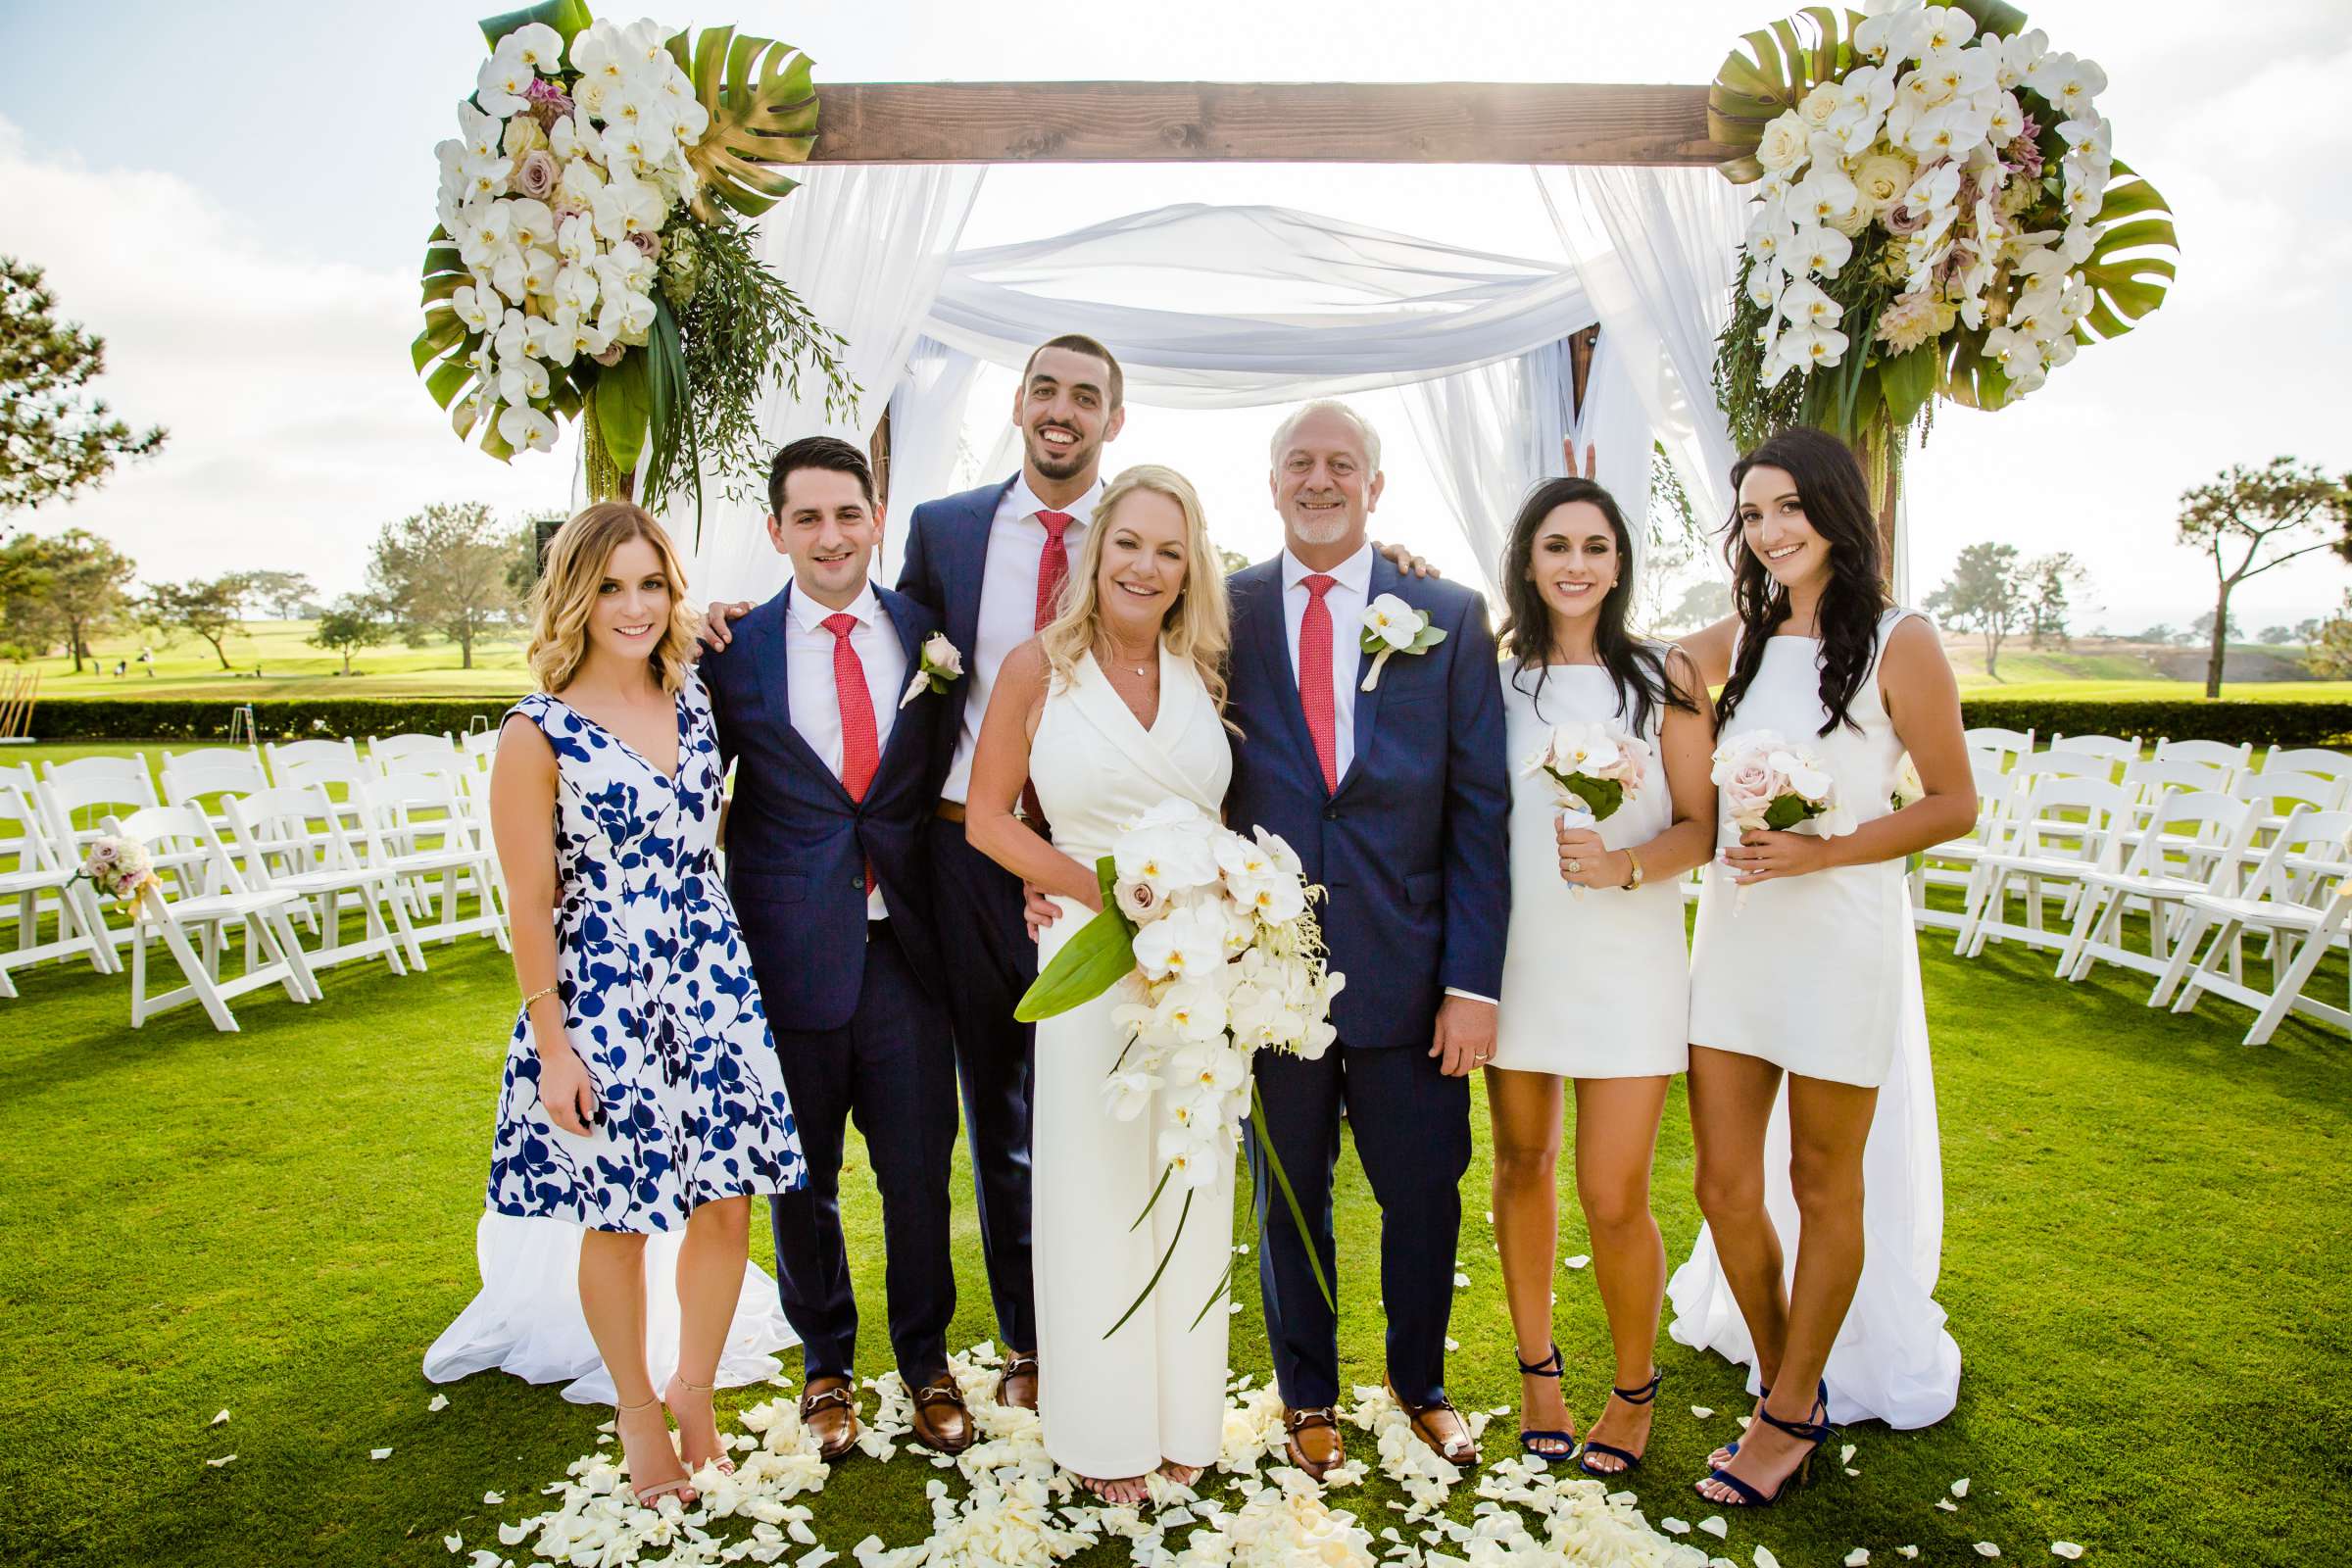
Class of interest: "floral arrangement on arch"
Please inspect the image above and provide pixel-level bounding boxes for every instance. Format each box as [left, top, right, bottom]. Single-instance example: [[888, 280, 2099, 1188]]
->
[[413, 0, 854, 520], [1706, 0, 2177, 477]]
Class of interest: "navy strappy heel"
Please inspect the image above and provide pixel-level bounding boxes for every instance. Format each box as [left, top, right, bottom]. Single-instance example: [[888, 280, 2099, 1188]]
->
[[1696, 1386, 1837, 1507], [1514, 1344, 1578, 1458], [1576, 1366, 1663, 1476]]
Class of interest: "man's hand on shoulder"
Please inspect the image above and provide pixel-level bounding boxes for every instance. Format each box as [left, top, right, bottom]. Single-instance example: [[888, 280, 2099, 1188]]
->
[[1370, 540, 1442, 579], [697, 600, 755, 657]]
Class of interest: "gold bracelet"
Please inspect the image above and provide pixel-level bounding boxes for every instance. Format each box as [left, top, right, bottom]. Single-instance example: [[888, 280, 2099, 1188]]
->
[[1619, 848, 1644, 891], [521, 984, 560, 1009]]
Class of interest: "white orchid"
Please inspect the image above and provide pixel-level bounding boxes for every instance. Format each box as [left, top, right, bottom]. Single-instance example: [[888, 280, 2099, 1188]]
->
[[497, 22, 565, 75], [1777, 276, 1844, 331], [496, 354, 552, 409], [590, 169, 665, 241], [453, 200, 514, 269], [1993, 27, 2049, 88], [451, 283, 498, 334], [550, 262, 600, 318], [1915, 8, 1980, 65], [497, 401, 559, 453], [1791, 163, 1861, 226], [1788, 223, 1854, 278], [546, 310, 612, 367], [474, 52, 535, 119], [460, 153, 512, 204], [1854, 0, 1929, 64], [491, 244, 556, 305], [1361, 593, 1422, 651], [501, 197, 557, 254], [2029, 51, 2108, 121], [1101, 1067, 1163, 1122], [1782, 321, 1851, 374], [457, 101, 504, 162]]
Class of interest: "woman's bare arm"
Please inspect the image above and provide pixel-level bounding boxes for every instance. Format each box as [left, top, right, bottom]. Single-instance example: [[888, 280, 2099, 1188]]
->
[[964, 641, 1103, 911], [487, 714, 597, 1135]]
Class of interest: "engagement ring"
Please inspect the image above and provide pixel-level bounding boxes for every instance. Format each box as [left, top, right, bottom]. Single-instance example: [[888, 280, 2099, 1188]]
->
[[1567, 858, 1583, 873]]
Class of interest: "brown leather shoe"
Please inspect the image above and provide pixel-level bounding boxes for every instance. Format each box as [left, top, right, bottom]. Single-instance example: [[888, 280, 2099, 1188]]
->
[[799, 1375, 860, 1462], [997, 1351, 1039, 1412], [1284, 1405, 1345, 1479], [1389, 1384, 1479, 1470], [908, 1374, 976, 1454]]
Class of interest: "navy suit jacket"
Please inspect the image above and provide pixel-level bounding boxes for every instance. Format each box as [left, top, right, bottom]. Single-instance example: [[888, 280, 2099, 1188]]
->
[[703, 581, 947, 1034], [894, 474, 1021, 781], [1225, 553, 1511, 1051]]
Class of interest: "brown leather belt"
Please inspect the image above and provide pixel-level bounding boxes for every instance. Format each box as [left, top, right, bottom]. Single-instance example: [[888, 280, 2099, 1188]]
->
[[934, 800, 967, 823]]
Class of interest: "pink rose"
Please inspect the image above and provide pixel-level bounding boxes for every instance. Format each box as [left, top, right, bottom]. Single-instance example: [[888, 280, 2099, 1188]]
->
[[1114, 877, 1169, 925], [626, 229, 662, 261], [514, 149, 560, 201], [1722, 759, 1777, 824]]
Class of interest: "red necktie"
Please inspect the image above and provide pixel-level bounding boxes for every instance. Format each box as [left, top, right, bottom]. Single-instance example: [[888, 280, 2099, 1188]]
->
[[1020, 510, 1076, 832], [1298, 573, 1340, 794], [823, 612, 879, 895]]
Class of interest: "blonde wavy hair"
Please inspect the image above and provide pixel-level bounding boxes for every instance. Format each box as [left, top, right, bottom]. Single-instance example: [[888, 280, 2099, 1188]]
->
[[525, 502, 698, 695], [1038, 465, 1232, 720]]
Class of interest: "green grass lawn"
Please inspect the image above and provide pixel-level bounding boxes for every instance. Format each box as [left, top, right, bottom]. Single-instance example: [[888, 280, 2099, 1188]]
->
[[4, 891, 2346, 1567], [20, 621, 530, 701]]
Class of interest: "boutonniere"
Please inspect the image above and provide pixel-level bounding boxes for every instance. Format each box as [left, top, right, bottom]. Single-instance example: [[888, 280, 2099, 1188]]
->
[[1358, 593, 1447, 691], [898, 632, 965, 710]]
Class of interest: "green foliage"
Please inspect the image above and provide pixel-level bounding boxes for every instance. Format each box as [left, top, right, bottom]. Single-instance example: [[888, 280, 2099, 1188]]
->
[[136, 576, 249, 671], [1955, 698, 2352, 748], [1925, 541, 2025, 678], [28, 698, 519, 741], [4, 526, 137, 672], [233, 569, 318, 620], [667, 25, 819, 220], [2178, 457, 2349, 698], [0, 257, 167, 514], [367, 503, 520, 670], [1015, 857, 1137, 1022], [2304, 594, 2352, 680], [308, 596, 394, 678]]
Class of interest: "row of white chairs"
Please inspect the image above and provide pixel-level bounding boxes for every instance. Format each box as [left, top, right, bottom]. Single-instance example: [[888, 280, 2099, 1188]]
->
[[0, 749, 508, 1032]]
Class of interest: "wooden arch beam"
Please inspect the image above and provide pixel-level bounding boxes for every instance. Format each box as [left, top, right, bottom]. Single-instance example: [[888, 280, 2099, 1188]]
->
[[808, 81, 1732, 167]]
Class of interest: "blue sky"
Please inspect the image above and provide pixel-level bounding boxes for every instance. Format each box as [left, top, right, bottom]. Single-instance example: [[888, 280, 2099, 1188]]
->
[[3, 0, 2347, 632]]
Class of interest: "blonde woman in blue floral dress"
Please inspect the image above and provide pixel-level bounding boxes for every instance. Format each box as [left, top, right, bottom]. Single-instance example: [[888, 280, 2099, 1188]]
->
[[481, 503, 806, 1507]]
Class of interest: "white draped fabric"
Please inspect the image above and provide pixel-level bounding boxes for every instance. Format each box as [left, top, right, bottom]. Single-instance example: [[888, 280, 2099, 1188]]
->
[[689, 164, 987, 605], [879, 335, 989, 583]]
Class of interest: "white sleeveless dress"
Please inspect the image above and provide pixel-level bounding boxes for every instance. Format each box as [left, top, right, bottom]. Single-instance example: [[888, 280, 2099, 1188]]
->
[[1670, 608, 1962, 1428], [1030, 645, 1236, 1477], [1494, 661, 1689, 1077]]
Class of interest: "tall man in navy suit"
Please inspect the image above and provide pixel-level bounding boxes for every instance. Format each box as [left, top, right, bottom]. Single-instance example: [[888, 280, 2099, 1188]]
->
[[700, 437, 974, 1460], [1224, 401, 1511, 1478]]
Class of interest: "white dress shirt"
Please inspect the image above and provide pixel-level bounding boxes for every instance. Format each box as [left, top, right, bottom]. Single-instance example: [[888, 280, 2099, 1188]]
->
[[1280, 542, 1374, 782], [941, 473, 1105, 804], [786, 583, 906, 920], [1280, 542, 1493, 1007]]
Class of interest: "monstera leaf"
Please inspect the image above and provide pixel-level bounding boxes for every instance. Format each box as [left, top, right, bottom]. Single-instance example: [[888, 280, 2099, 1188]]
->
[[1708, 5, 1859, 182], [664, 26, 819, 221], [2077, 160, 2178, 342]]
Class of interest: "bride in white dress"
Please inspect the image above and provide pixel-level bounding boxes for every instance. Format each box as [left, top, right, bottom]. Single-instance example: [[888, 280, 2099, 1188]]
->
[[1674, 429, 1977, 1508], [967, 465, 1237, 1504]]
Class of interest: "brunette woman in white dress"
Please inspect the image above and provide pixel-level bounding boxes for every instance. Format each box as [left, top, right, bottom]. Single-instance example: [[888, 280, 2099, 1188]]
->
[[1676, 429, 1975, 1506], [966, 466, 1236, 1506], [1490, 475, 1715, 1473]]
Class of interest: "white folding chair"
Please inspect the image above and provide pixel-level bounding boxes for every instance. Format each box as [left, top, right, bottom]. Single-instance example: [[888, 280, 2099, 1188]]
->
[[1957, 776, 2136, 958], [2233, 770, 2345, 842], [2152, 739, 2253, 788], [264, 737, 363, 786], [2059, 792, 2259, 987], [368, 732, 463, 777], [101, 806, 318, 1031], [226, 785, 423, 981], [2260, 748, 2352, 784], [162, 758, 270, 841], [355, 773, 510, 952], [41, 757, 161, 849], [2046, 733, 2142, 780], [163, 745, 265, 775], [462, 728, 503, 774], [2156, 808, 2352, 1045], [0, 781, 119, 996], [1963, 726, 2035, 773], [1910, 752, 2010, 934]]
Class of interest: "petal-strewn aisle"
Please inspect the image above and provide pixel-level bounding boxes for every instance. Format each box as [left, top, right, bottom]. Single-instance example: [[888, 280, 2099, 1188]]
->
[[466, 1345, 1702, 1568]]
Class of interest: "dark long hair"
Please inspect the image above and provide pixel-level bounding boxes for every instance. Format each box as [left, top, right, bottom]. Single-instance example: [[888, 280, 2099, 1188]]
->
[[1496, 476, 1694, 738], [1714, 427, 1889, 737]]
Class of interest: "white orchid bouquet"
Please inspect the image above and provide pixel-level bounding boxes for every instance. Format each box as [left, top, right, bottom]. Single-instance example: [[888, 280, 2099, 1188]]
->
[[1016, 798, 1345, 1336], [1523, 721, 1651, 900], [77, 836, 160, 906], [415, 2, 852, 526], [1713, 729, 1850, 911], [1707, 0, 2175, 474]]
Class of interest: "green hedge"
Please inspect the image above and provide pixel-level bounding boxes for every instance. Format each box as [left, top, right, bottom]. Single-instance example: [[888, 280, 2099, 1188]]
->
[[1957, 699, 2352, 749], [29, 698, 523, 742]]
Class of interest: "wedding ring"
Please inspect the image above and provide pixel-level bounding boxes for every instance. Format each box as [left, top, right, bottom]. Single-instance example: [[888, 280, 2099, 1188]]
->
[[1566, 858, 1583, 873]]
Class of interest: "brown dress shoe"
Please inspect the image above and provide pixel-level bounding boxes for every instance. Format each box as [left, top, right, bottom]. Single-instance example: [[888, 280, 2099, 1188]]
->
[[1284, 1405, 1345, 1478], [997, 1351, 1039, 1412], [1389, 1384, 1479, 1470], [799, 1376, 860, 1462], [908, 1374, 976, 1454]]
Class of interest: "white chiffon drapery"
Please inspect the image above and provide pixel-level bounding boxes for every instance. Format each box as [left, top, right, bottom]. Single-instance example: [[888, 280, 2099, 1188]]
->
[[424, 1213, 799, 1405], [687, 164, 987, 606]]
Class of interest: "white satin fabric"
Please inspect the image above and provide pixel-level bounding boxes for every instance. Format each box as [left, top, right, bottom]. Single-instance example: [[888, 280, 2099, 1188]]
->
[[423, 1213, 799, 1406]]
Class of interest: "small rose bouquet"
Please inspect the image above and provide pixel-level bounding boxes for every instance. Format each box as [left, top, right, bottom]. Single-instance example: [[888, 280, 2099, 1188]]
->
[[1523, 721, 1650, 899], [78, 836, 160, 906], [1359, 593, 1446, 691], [897, 632, 964, 710], [1017, 798, 1345, 1334], [1712, 730, 1846, 911]]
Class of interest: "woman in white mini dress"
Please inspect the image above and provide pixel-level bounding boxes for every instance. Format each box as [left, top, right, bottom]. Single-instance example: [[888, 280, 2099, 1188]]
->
[[1490, 472, 1716, 1475], [1675, 428, 1977, 1508]]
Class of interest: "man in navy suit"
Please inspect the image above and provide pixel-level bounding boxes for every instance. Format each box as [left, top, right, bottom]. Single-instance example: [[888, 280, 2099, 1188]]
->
[[1224, 401, 1511, 1478], [700, 437, 973, 1460]]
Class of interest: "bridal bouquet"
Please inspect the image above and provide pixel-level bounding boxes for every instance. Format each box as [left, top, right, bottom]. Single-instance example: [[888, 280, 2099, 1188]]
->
[[77, 836, 160, 906], [1016, 798, 1345, 1335], [1523, 721, 1650, 900], [1713, 730, 1848, 911]]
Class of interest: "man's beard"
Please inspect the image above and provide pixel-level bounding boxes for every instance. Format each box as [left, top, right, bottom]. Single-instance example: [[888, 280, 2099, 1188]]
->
[[1287, 508, 1355, 546], [1028, 426, 1096, 480]]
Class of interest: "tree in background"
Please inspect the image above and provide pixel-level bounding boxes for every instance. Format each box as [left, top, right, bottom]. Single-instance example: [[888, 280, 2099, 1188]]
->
[[2178, 459, 2350, 699], [1926, 541, 2025, 680], [137, 576, 247, 670], [0, 258, 167, 514], [8, 528, 136, 671], [310, 594, 392, 677], [2260, 625, 2295, 646], [2133, 623, 2180, 647], [2022, 552, 2092, 649], [237, 569, 318, 620], [2296, 616, 2325, 643], [2305, 594, 2352, 678], [2188, 608, 2241, 645], [368, 503, 515, 670], [1661, 578, 1733, 633]]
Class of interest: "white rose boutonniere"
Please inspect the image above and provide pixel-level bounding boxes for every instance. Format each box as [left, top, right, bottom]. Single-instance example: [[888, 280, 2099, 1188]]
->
[[898, 632, 965, 710], [1357, 593, 1447, 692]]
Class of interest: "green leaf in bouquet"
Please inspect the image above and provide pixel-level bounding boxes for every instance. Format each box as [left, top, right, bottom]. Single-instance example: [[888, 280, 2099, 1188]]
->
[[2077, 163, 2179, 343], [591, 350, 650, 478], [1707, 6, 1853, 179], [1250, 1084, 1336, 1313], [1102, 1187, 1191, 1340], [1129, 1162, 1173, 1234], [1188, 1253, 1239, 1333], [1879, 343, 1939, 427], [477, 0, 593, 54], [1013, 904, 1139, 1021], [1945, 0, 2030, 36], [411, 313, 466, 374], [671, 26, 818, 222], [1549, 770, 1625, 821], [1096, 851, 1119, 909], [423, 359, 473, 412], [1410, 623, 1449, 653], [1763, 792, 1824, 832]]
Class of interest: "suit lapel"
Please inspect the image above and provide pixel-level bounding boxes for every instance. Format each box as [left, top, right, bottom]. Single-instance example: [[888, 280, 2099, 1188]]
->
[[766, 582, 857, 809], [1335, 552, 1400, 799], [874, 588, 926, 782], [943, 476, 1018, 676], [1242, 564, 1318, 768]]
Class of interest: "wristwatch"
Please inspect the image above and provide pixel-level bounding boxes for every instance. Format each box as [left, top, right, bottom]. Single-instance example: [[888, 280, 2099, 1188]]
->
[[1619, 848, 1644, 892]]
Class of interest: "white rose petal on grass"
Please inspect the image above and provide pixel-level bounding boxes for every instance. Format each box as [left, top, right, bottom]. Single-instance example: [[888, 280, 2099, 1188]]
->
[[482, 1491, 503, 1504], [1846, 1467, 1862, 1476], [1445, 1337, 1459, 1351], [1452, 1271, 1471, 1289], [1699, 1516, 1731, 1540], [210, 1409, 230, 1427], [1690, 1406, 1715, 1419], [370, 1447, 393, 1460], [1899, 1550, 1919, 1560], [1952, 1477, 1972, 1497], [1662, 1518, 1693, 1536], [444, 1535, 463, 1554], [2051, 1544, 2084, 1560], [1841, 1444, 1857, 1464], [1846, 1551, 1870, 1567], [1976, 1545, 2001, 1559], [1938, 1498, 1961, 1511], [428, 1393, 450, 1412], [205, 1453, 236, 1467], [1755, 1547, 1783, 1568], [1564, 1255, 1592, 1270]]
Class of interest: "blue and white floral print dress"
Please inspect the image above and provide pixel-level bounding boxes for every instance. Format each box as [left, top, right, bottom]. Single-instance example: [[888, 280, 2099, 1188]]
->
[[487, 669, 805, 1233]]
